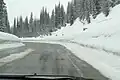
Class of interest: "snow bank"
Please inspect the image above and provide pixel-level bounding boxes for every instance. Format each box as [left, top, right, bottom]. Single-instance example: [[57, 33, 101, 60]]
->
[[0, 43, 25, 51], [73, 4, 120, 53], [0, 32, 25, 50], [0, 32, 20, 41], [42, 18, 84, 40], [59, 42, 120, 80]]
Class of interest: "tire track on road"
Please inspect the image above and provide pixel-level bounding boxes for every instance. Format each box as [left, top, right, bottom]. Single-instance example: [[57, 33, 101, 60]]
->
[[65, 51, 84, 77]]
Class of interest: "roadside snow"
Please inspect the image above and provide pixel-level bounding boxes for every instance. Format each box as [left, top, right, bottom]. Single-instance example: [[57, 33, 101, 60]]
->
[[0, 32, 25, 50], [0, 32, 20, 41], [0, 43, 25, 51], [0, 32, 32, 67], [60, 42, 120, 80], [0, 49, 34, 66]]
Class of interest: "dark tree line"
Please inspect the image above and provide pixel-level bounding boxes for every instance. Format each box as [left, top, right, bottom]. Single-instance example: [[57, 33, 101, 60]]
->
[[0, 0, 10, 33], [12, 3, 66, 37], [12, 0, 120, 37]]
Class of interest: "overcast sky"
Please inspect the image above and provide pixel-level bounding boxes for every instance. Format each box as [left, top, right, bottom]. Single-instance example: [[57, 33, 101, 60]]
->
[[4, 0, 71, 26]]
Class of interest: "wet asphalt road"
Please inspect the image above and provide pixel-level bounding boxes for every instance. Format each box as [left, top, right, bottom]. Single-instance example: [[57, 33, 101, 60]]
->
[[0, 42, 109, 80]]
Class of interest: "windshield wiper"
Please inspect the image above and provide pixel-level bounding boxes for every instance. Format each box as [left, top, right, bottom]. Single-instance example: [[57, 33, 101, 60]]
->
[[0, 74, 94, 80]]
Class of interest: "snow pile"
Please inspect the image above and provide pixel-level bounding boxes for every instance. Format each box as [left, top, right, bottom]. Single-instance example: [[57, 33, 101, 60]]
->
[[73, 4, 120, 53], [0, 32, 24, 50], [59, 42, 120, 80], [43, 18, 84, 40], [0, 32, 20, 41]]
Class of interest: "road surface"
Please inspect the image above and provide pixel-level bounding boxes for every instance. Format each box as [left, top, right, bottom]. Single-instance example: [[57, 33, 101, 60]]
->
[[0, 42, 109, 80]]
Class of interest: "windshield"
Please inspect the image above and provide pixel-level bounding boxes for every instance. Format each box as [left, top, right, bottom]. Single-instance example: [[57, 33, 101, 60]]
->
[[0, 0, 119, 80]]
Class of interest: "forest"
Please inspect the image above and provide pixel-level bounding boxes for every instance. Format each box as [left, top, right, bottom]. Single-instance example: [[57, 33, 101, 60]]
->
[[0, 0, 120, 37]]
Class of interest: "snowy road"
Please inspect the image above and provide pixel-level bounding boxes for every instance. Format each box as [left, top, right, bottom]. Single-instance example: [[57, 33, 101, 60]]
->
[[0, 42, 108, 80]]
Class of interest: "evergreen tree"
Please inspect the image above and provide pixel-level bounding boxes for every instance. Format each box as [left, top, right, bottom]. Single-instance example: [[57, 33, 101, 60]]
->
[[40, 7, 51, 32], [24, 16, 29, 32], [19, 16, 23, 33], [16, 17, 20, 33], [100, 0, 112, 16], [46, 9, 49, 25], [13, 18, 17, 35], [54, 2, 65, 28], [0, 0, 6, 32], [70, 2, 75, 25], [51, 9, 55, 28], [66, 2, 71, 23], [40, 8, 44, 25], [29, 12, 34, 32], [73, 0, 78, 20], [4, 8, 10, 33], [33, 19, 37, 33], [55, 5, 58, 27], [35, 20, 40, 33], [60, 5, 65, 26], [94, 0, 101, 16], [58, 2, 61, 25], [44, 8, 47, 25]]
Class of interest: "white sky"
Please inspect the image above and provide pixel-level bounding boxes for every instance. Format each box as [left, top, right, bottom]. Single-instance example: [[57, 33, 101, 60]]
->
[[4, 0, 71, 26]]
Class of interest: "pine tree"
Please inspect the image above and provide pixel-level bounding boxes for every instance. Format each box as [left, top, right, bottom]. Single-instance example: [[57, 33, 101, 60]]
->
[[40, 7, 44, 26], [58, 2, 61, 25], [94, 0, 101, 16], [33, 19, 37, 33], [51, 9, 55, 28], [70, 2, 74, 25], [16, 17, 20, 33], [46, 12, 50, 25], [100, 0, 112, 16], [29, 12, 34, 32], [66, 2, 71, 23], [35, 20, 40, 33], [73, 0, 78, 20], [60, 5, 65, 26], [4, 8, 10, 33], [19, 16, 23, 33], [54, 2, 66, 28], [13, 18, 17, 35], [24, 16, 29, 33], [44, 8, 47, 25], [0, 0, 6, 32], [55, 5, 58, 27]]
